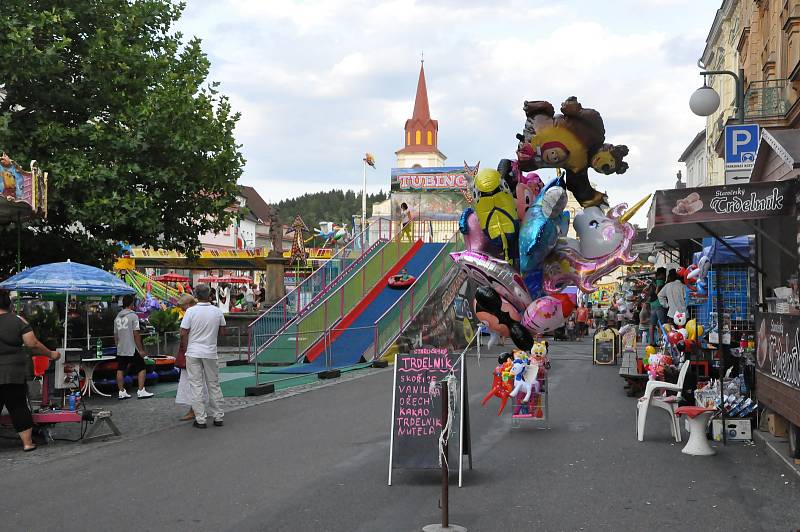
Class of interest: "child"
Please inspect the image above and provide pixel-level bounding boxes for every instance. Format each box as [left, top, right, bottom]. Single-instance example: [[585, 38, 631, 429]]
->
[[566, 313, 577, 341]]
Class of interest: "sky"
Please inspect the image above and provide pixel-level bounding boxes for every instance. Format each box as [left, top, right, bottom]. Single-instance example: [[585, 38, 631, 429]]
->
[[177, 0, 720, 225]]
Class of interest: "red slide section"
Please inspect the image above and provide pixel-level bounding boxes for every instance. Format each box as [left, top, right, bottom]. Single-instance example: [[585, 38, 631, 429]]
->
[[305, 240, 423, 362]]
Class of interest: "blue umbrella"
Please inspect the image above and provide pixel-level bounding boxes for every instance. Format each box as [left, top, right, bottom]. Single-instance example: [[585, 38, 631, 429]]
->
[[0, 260, 134, 348], [0, 260, 134, 295]]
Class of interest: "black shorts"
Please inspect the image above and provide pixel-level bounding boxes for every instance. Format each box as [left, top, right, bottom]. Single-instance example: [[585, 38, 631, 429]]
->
[[116, 353, 146, 374]]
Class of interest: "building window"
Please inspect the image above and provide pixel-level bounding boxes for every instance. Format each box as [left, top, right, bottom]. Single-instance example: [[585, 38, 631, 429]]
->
[[406, 131, 410, 146], [415, 130, 421, 144], [427, 131, 433, 145]]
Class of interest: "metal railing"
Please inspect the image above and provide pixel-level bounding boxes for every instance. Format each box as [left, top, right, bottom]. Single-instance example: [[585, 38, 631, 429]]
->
[[162, 326, 244, 361], [371, 231, 464, 360], [248, 218, 461, 363], [247, 218, 393, 361], [744, 78, 792, 120], [250, 223, 416, 364]]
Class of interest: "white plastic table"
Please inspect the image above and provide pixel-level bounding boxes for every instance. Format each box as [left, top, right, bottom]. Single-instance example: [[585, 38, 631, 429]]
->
[[80, 356, 116, 397]]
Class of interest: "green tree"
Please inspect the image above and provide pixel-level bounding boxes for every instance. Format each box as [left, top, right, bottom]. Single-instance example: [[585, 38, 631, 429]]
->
[[275, 189, 388, 228], [0, 0, 244, 275]]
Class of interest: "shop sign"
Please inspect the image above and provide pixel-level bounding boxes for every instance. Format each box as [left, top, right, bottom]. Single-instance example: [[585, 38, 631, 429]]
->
[[650, 180, 797, 226], [391, 166, 470, 191], [756, 313, 800, 391]]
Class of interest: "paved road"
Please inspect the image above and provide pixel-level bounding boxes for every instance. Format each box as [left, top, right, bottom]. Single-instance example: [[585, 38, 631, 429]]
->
[[2, 341, 798, 531]]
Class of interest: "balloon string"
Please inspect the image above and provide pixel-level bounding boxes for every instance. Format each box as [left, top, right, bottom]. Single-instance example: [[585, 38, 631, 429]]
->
[[438, 373, 458, 468]]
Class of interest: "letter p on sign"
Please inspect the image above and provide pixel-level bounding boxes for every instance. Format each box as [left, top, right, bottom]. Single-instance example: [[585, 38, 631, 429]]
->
[[732, 130, 751, 155]]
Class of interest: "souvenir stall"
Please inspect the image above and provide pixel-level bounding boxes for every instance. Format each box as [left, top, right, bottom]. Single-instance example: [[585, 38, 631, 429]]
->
[[647, 177, 798, 445], [747, 129, 800, 458]]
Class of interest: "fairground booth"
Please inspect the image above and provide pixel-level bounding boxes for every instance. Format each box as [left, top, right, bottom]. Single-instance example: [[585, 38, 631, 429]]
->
[[647, 128, 800, 454]]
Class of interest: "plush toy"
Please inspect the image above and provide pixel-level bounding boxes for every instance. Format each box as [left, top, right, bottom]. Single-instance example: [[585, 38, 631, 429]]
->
[[508, 358, 534, 403], [472, 168, 519, 264], [514, 97, 630, 207]]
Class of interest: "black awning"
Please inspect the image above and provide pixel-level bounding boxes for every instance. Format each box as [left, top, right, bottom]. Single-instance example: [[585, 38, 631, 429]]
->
[[647, 178, 798, 242]]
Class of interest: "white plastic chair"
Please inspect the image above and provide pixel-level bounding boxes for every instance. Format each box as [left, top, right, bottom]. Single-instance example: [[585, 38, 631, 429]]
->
[[636, 360, 690, 443]]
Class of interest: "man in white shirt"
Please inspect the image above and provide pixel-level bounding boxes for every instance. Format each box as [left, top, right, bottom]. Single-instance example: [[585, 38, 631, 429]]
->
[[178, 284, 226, 428], [244, 284, 255, 311]]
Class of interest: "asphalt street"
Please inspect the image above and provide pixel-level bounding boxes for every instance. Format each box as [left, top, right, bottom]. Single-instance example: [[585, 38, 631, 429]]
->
[[2, 340, 799, 531]]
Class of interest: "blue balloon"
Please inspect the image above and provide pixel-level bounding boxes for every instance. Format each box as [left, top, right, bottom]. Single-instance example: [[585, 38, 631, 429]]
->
[[519, 177, 568, 277]]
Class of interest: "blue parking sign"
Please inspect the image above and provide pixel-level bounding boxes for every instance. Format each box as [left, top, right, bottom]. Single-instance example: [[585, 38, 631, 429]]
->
[[725, 124, 759, 170]]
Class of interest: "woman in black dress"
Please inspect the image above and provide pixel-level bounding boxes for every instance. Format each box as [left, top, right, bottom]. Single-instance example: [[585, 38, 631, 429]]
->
[[0, 290, 61, 451]]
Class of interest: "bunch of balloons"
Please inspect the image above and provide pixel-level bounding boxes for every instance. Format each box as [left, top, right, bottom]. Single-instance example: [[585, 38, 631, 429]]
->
[[452, 96, 649, 350]]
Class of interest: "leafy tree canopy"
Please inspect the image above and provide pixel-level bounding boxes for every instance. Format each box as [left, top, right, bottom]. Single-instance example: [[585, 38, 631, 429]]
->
[[275, 189, 388, 227], [0, 0, 244, 276]]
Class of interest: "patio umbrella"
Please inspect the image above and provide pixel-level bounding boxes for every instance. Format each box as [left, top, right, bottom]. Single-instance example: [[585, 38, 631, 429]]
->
[[217, 275, 252, 284], [0, 260, 134, 348], [153, 272, 189, 283], [197, 275, 222, 283]]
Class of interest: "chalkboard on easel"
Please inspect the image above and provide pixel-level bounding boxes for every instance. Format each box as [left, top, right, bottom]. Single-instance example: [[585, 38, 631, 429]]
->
[[388, 348, 470, 483]]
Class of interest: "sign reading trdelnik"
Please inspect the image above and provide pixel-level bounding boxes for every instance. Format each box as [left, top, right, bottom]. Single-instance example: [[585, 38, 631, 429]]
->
[[650, 179, 797, 226]]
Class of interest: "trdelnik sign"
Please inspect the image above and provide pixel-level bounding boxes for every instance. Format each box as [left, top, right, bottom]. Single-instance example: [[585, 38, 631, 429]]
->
[[756, 314, 800, 391], [708, 185, 784, 214], [649, 179, 797, 227]]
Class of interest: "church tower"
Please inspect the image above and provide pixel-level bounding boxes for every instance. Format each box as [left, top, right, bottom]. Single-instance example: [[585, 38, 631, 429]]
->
[[395, 61, 447, 168]]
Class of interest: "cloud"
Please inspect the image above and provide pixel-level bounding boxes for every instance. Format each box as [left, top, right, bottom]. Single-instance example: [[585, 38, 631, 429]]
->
[[176, 0, 718, 225]]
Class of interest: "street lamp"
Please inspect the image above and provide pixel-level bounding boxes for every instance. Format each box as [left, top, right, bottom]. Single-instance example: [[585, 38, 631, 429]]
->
[[689, 68, 745, 124]]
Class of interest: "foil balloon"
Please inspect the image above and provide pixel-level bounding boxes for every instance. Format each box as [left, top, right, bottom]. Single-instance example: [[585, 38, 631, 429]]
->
[[459, 208, 496, 256], [474, 286, 533, 350], [450, 250, 532, 313], [542, 197, 649, 293], [521, 294, 573, 334], [472, 168, 519, 265], [519, 177, 569, 295]]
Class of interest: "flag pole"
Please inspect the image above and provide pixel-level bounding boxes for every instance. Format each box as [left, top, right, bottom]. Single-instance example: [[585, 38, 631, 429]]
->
[[362, 157, 367, 241]]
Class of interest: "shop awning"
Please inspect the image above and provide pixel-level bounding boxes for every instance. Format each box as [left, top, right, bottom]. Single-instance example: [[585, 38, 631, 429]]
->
[[647, 179, 798, 242]]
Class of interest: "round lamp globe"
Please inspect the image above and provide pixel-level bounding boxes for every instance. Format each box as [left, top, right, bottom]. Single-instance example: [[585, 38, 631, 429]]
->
[[689, 85, 721, 117]]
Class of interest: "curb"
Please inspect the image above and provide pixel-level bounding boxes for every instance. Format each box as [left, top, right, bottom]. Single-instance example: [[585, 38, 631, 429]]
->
[[753, 429, 800, 479]]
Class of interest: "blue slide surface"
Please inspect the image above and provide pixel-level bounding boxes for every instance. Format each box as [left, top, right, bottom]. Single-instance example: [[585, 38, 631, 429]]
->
[[268, 243, 444, 374]]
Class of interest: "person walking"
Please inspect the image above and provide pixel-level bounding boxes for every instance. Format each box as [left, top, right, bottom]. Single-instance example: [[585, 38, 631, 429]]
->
[[0, 290, 61, 451], [398, 202, 413, 242], [658, 269, 687, 325], [114, 295, 154, 399], [576, 303, 589, 339], [648, 267, 667, 343], [638, 302, 651, 345], [174, 295, 207, 421], [178, 284, 226, 429]]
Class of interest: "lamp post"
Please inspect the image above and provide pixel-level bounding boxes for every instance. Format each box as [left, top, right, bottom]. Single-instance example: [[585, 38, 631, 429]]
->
[[689, 68, 745, 124]]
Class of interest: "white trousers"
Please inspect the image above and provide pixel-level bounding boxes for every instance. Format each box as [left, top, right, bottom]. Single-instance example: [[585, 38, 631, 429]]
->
[[185, 356, 224, 424]]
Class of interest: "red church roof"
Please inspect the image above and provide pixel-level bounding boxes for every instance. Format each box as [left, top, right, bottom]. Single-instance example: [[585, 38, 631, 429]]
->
[[396, 62, 444, 157]]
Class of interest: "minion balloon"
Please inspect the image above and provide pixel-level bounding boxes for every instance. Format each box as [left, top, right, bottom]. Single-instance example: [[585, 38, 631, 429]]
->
[[472, 168, 519, 265]]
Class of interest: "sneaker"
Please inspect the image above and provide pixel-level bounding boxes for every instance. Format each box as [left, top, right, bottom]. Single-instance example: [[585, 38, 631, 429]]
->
[[193, 421, 207, 429], [118, 390, 131, 400], [136, 389, 154, 399], [213, 419, 224, 427]]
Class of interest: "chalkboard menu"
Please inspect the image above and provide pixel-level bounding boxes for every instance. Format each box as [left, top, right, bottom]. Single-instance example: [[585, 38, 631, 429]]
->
[[388, 348, 470, 481], [593, 332, 616, 365]]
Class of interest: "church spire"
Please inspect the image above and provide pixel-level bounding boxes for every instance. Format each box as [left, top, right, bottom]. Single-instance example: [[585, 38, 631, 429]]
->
[[396, 59, 445, 166], [411, 61, 431, 122]]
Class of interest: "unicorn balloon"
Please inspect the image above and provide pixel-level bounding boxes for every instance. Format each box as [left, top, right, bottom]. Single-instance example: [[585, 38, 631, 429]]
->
[[542, 195, 650, 293]]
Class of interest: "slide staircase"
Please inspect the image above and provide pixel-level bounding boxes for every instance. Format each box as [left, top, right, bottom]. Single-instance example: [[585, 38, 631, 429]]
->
[[255, 229, 464, 373], [247, 219, 397, 364]]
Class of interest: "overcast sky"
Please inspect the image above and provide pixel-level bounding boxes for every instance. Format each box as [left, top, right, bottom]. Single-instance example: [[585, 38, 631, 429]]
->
[[177, 0, 720, 224]]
